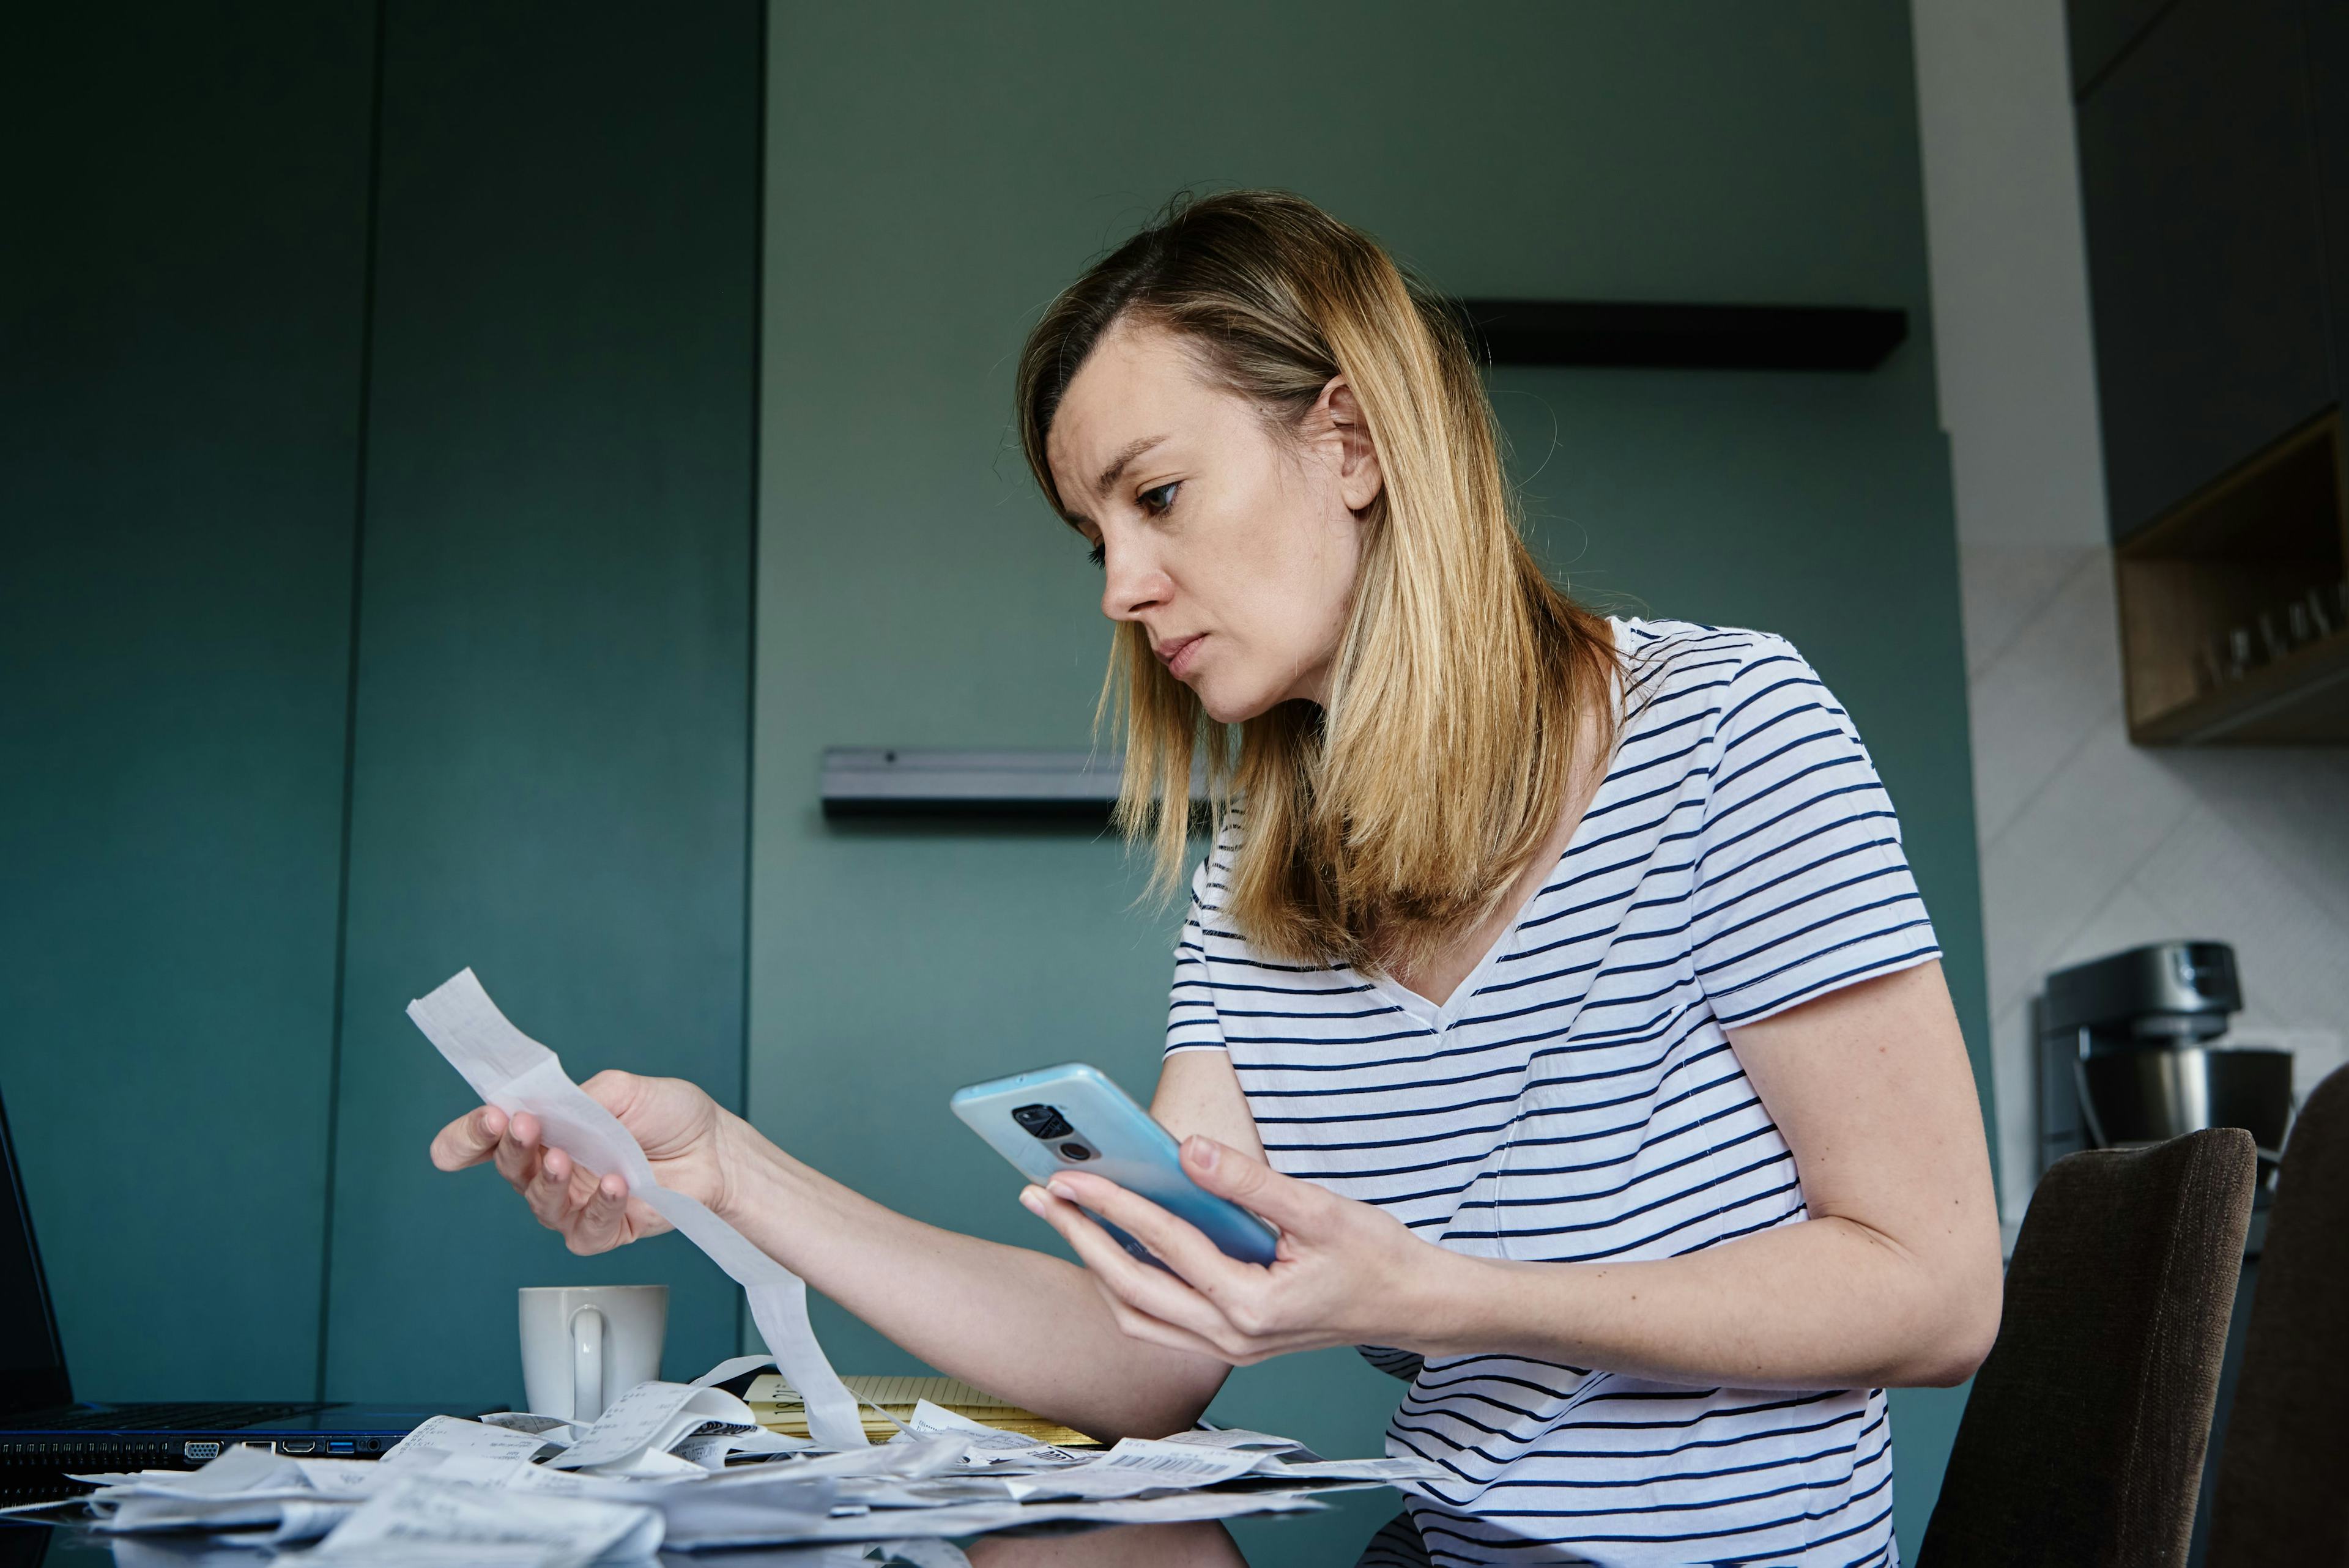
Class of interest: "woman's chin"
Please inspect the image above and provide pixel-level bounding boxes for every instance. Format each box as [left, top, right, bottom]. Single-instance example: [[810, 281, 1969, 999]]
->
[[1197, 698, 1246, 725], [1195, 684, 1271, 725], [1193, 672, 1317, 727]]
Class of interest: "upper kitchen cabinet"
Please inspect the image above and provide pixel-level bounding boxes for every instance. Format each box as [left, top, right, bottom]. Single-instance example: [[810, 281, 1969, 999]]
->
[[2073, 0, 2349, 744], [2304, 0, 2349, 390], [2067, 0, 2180, 97], [2073, 0, 2332, 545]]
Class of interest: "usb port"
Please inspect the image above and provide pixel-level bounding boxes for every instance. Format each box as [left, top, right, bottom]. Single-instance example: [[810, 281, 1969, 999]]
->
[[326, 1440, 355, 1454], [182, 1441, 220, 1462], [278, 1440, 315, 1455]]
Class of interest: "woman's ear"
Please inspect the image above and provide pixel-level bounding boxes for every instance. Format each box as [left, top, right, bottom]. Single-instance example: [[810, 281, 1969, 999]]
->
[[1318, 375, 1384, 514]]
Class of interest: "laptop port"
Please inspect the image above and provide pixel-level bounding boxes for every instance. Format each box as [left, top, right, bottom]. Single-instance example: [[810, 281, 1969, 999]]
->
[[325, 1440, 355, 1454], [182, 1441, 220, 1462], [277, 1440, 315, 1455]]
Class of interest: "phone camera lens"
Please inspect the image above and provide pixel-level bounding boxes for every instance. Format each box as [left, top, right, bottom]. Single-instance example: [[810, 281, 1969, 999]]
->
[[1058, 1141, 1095, 1161], [1012, 1103, 1074, 1140]]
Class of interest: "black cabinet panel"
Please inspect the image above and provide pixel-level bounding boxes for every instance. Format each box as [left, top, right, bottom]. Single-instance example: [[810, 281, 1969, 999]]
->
[[2069, 0, 2181, 96], [2303, 0, 2349, 399], [2077, 0, 2334, 539]]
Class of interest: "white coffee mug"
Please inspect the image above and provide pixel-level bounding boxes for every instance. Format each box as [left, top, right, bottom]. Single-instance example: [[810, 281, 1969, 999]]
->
[[518, 1284, 667, 1424]]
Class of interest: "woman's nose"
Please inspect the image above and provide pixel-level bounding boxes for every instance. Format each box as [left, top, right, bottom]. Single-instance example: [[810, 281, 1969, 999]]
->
[[1099, 543, 1168, 622]]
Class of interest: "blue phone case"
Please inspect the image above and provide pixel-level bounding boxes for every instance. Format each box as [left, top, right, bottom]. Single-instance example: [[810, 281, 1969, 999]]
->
[[951, 1062, 1279, 1268]]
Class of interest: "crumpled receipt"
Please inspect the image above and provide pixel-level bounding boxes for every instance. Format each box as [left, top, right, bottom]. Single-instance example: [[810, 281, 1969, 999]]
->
[[407, 968, 867, 1451]]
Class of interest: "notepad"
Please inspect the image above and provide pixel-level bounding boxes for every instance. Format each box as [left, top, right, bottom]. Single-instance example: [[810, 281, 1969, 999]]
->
[[744, 1374, 1096, 1447]]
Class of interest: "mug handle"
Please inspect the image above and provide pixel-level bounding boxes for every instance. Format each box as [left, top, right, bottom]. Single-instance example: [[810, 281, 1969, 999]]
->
[[570, 1304, 606, 1423]]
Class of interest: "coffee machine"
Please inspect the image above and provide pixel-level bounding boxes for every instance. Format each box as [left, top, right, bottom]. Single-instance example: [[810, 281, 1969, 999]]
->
[[2038, 941, 2296, 1174]]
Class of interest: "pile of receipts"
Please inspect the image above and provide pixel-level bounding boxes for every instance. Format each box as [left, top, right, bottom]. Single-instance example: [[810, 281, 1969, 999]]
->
[[35, 1361, 1442, 1564]]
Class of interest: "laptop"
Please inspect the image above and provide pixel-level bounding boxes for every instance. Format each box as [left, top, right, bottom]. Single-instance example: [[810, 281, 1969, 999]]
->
[[0, 1086, 484, 1487]]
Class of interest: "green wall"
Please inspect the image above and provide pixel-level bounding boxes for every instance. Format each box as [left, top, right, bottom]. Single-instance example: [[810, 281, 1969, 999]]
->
[[751, 1, 1986, 1559]]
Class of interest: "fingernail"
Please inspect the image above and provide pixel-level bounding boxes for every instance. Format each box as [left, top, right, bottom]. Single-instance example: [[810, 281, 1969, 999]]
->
[[1019, 1187, 1045, 1214], [1047, 1179, 1077, 1201], [1186, 1136, 1220, 1173]]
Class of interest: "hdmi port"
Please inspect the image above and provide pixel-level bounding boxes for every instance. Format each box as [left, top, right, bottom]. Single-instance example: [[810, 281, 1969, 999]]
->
[[278, 1440, 316, 1455], [182, 1441, 220, 1462]]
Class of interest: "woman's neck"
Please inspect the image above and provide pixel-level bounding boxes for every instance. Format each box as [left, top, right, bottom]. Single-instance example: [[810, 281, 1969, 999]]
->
[[1384, 708, 1612, 1009]]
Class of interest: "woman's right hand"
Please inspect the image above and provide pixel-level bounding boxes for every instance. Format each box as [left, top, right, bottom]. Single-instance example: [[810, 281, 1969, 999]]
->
[[426, 1070, 737, 1255]]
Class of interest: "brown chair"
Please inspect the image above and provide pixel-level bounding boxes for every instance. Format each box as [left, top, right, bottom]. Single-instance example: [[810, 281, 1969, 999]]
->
[[2203, 1064, 2349, 1566], [1918, 1126, 2257, 1568]]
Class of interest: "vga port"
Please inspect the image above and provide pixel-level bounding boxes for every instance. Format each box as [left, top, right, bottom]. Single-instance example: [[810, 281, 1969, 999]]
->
[[182, 1440, 221, 1462]]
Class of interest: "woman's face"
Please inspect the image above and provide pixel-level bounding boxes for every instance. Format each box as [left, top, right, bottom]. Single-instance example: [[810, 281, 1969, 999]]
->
[[1045, 322, 1383, 724]]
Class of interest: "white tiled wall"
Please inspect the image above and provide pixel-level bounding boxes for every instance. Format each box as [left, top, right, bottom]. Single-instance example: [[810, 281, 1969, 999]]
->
[[1962, 544, 2349, 1214], [1914, 0, 2349, 1217]]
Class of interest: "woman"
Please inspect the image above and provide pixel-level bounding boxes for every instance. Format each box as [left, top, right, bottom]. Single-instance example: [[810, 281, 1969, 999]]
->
[[431, 191, 2000, 1566]]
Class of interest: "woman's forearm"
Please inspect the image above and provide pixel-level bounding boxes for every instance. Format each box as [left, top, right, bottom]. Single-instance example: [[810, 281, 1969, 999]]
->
[[1405, 1215, 2000, 1390], [707, 1111, 1228, 1439]]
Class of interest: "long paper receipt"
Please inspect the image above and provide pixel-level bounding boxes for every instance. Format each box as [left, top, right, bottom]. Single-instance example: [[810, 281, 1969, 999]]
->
[[406, 969, 867, 1451]]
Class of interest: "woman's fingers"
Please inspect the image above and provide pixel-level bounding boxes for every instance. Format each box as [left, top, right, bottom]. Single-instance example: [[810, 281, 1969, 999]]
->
[[567, 1174, 633, 1256], [522, 1146, 574, 1227], [1046, 1171, 1255, 1306], [490, 1111, 546, 1189], [1178, 1136, 1321, 1232], [428, 1106, 507, 1172], [519, 1147, 628, 1251], [1023, 1186, 1248, 1346], [432, 1101, 653, 1252]]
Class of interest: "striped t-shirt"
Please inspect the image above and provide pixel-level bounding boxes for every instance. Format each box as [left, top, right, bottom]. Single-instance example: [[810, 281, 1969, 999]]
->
[[1166, 619, 1938, 1567]]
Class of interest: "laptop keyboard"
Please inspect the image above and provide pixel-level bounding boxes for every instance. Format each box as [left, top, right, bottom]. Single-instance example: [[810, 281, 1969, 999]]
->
[[2, 1402, 332, 1431]]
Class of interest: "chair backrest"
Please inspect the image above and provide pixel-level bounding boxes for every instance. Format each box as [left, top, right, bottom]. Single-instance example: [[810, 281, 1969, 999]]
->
[[2205, 1064, 2349, 1567], [1919, 1126, 2256, 1568]]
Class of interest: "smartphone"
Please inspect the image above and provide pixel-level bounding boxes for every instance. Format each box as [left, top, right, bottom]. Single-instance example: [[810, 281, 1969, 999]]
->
[[951, 1062, 1279, 1268]]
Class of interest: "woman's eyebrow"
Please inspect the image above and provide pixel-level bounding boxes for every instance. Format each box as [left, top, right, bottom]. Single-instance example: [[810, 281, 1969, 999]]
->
[[1093, 434, 1170, 498]]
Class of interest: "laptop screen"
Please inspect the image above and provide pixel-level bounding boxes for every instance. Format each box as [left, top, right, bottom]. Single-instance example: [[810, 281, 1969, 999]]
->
[[0, 1090, 73, 1410]]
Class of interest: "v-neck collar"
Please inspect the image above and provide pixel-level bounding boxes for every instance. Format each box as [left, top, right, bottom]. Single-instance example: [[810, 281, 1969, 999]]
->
[[1358, 616, 1628, 1035]]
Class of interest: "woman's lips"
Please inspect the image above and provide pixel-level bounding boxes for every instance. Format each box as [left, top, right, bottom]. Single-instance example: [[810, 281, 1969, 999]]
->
[[1156, 633, 1206, 678]]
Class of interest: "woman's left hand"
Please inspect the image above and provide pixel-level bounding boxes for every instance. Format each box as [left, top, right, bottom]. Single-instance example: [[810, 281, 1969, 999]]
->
[[1019, 1134, 1441, 1364]]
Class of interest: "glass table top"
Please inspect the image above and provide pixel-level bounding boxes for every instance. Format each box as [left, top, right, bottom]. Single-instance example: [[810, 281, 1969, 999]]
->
[[0, 1484, 1423, 1567]]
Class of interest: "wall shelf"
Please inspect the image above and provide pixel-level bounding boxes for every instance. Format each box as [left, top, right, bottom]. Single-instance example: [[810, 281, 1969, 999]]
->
[[2118, 412, 2349, 744], [1450, 298, 1908, 371], [821, 748, 1124, 819]]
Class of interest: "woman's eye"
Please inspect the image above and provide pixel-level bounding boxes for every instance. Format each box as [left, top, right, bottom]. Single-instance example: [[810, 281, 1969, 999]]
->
[[1086, 540, 1105, 569], [1139, 481, 1180, 515]]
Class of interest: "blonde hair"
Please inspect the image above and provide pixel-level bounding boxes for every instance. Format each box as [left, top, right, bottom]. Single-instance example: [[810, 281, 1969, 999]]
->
[[1016, 191, 1618, 972]]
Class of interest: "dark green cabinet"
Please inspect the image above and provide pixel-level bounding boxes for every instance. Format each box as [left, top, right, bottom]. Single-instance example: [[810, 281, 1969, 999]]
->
[[1, 0, 762, 1403], [322, 0, 763, 1403], [2073, 0, 2333, 542], [0, 2, 375, 1399]]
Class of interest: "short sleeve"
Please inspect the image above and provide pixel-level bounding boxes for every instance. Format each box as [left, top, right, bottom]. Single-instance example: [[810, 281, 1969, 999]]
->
[[1687, 635, 1940, 1026], [1163, 854, 1228, 1056]]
